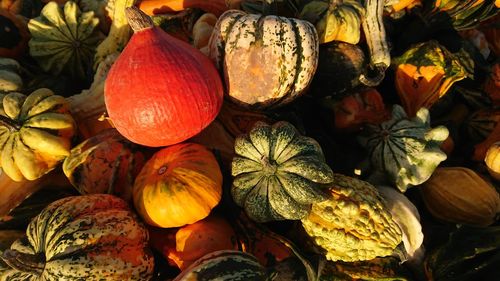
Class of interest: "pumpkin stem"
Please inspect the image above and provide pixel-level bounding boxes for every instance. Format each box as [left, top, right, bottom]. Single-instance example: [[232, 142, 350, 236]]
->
[[0, 115, 21, 131], [1, 249, 45, 275], [125, 6, 154, 32]]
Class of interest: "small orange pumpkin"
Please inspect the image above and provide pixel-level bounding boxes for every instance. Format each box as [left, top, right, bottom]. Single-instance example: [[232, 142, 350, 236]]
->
[[149, 215, 239, 270], [133, 143, 223, 228]]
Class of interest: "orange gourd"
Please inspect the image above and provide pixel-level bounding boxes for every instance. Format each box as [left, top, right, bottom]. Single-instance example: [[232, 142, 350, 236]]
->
[[133, 143, 223, 228], [137, 0, 239, 16]]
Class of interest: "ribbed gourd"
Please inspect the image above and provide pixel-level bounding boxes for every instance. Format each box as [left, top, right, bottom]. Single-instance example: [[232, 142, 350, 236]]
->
[[358, 105, 449, 192], [0, 88, 76, 181], [231, 121, 333, 223], [209, 9, 319, 109], [301, 174, 403, 262], [0, 58, 22, 92], [0, 194, 155, 280], [28, 1, 102, 80]]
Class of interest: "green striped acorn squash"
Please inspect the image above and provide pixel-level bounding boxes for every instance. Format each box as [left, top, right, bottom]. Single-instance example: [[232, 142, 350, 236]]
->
[[299, 0, 364, 45], [0, 194, 154, 281], [172, 250, 267, 281], [208, 9, 319, 109], [27, 1, 103, 81], [0, 58, 22, 93], [0, 88, 76, 182], [231, 121, 333, 223], [357, 104, 449, 192], [301, 173, 403, 262], [63, 128, 145, 202]]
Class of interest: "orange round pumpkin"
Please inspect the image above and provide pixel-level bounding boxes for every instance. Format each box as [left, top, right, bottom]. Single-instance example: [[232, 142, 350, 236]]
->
[[133, 143, 223, 228]]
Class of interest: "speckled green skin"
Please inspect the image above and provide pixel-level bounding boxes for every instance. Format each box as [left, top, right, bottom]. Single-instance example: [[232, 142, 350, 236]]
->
[[173, 250, 266, 281], [358, 105, 449, 192], [231, 121, 333, 222], [0, 194, 154, 281], [301, 174, 403, 262]]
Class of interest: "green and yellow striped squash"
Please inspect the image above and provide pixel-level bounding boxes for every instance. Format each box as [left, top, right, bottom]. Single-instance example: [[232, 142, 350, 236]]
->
[[208, 9, 319, 109], [173, 250, 267, 281], [0, 194, 155, 281], [301, 174, 403, 262], [231, 121, 333, 223], [0, 88, 76, 182], [28, 1, 102, 81], [357, 105, 449, 192], [63, 128, 145, 202], [0, 58, 22, 93], [299, 0, 364, 45]]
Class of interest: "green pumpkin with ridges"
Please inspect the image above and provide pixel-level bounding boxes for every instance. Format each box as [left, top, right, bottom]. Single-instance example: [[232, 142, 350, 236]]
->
[[231, 121, 333, 223]]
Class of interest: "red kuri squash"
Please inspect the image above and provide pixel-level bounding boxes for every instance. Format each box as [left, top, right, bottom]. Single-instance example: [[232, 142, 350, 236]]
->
[[104, 6, 223, 147]]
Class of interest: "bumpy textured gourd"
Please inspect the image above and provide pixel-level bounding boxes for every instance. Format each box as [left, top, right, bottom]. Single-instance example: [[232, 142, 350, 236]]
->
[[299, 0, 364, 44], [357, 105, 449, 192], [0, 88, 76, 181], [231, 121, 333, 222], [0, 58, 22, 92], [301, 174, 403, 262], [28, 1, 102, 80], [173, 250, 267, 281], [208, 9, 319, 109], [0, 194, 155, 280]]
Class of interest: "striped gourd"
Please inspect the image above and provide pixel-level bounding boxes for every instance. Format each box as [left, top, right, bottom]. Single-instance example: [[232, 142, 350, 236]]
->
[[357, 105, 449, 192], [28, 1, 102, 80], [208, 9, 319, 109], [360, 0, 390, 86], [173, 250, 267, 281], [0, 58, 22, 92], [231, 121, 333, 223], [0, 194, 155, 281]]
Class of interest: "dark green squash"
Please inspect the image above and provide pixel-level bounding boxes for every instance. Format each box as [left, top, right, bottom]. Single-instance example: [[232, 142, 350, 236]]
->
[[231, 121, 333, 222]]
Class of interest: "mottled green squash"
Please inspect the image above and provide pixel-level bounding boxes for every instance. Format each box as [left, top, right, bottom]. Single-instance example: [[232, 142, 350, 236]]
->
[[208, 9, 319, 109], [0, 194, 155, 280], [231, 121, 333, 222], [28, 1, 102, 80], [301, 174, 403, 262], [357, 105, 449, 192], [173, 250, 267, 281]]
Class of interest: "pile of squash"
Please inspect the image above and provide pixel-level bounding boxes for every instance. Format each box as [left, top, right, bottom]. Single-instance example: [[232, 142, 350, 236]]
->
[[0, 0, 499, 280]]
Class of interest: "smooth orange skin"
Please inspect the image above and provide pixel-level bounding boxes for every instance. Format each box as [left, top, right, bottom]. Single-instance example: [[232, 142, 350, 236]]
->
[[133, 143, 222, 228]]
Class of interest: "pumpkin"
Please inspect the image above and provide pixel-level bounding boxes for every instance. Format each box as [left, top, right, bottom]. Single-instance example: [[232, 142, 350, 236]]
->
[[137, 0, 238, 16], [149, 215, 239, 270], [192, 12, 217, 55], [0, 58, 22, 92], [485, 141, 500, 181], [298, 0, 364, 45], [0, 8, 29, 59], [93, 0, 136, 68], [392, 40, 469, 117], [104, 6, 223, 147], [28, 1, 102, 81], [424, 225, 500, 281], [172, 250, 267, 281], [330, 88, 389, 131], [357, 105, 449, 192], [133, 143, 223, 228], [62, 129, 146, 202], [301, 174, 403, 262], [0, 194, 155, 280], [473, 113, 500, 162], [420, 167, 500, 227], [0, 88, 76, 182], [231, 121, 333, 223], [208, 9, 319, 109]]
